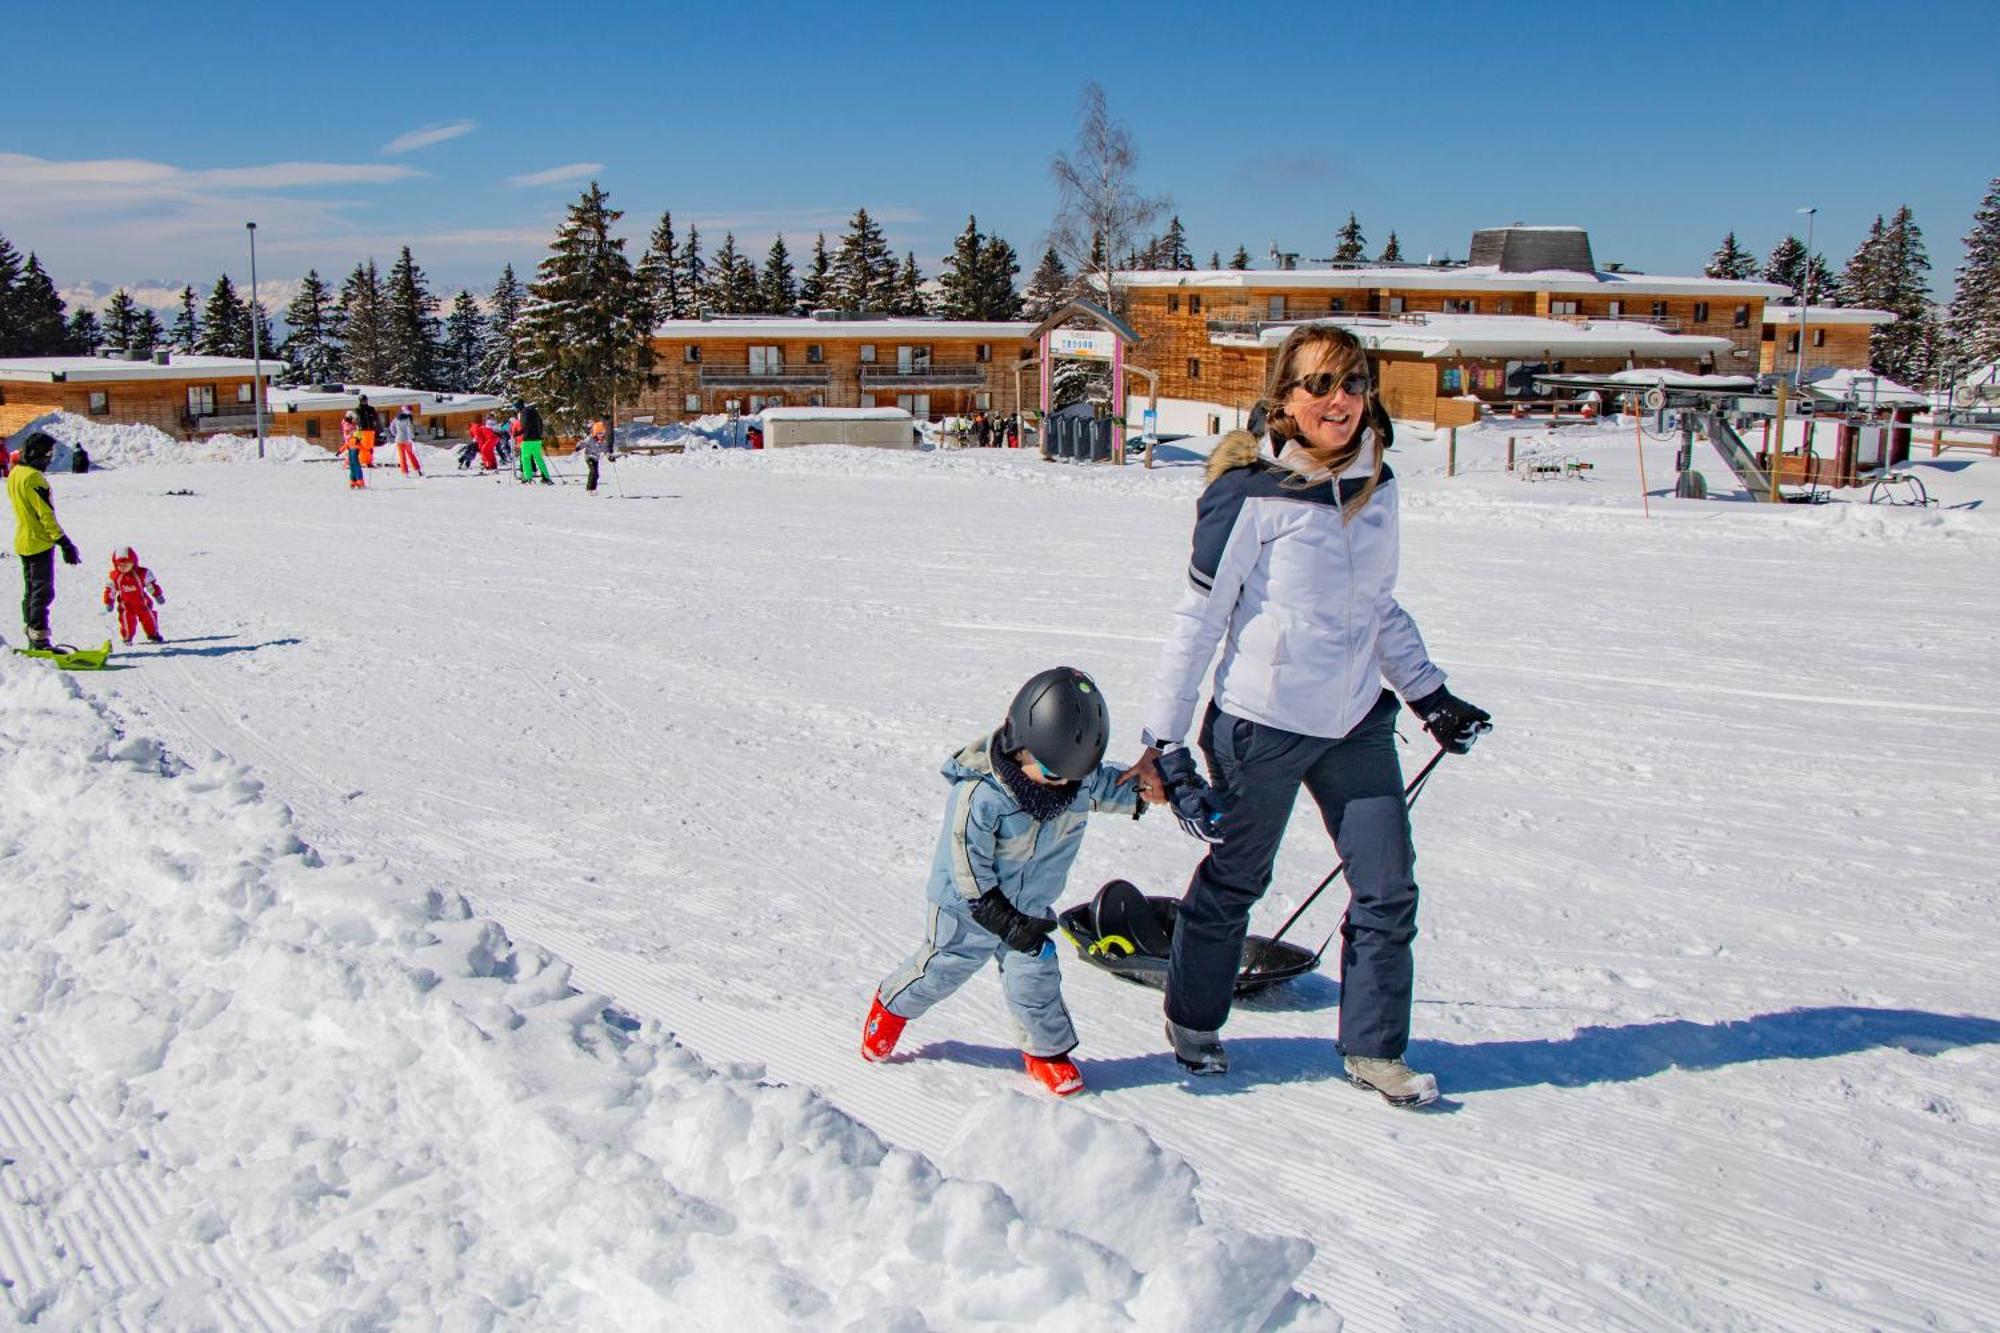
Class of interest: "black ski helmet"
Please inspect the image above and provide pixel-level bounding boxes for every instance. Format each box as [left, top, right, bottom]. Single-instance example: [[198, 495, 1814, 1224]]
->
[[1000, 666, 1109, 781], [20, 432, 56, 469]]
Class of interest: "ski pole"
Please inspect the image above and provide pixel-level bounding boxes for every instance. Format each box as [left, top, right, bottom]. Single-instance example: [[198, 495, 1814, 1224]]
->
[[609, 454, 626, 497], [1267, 744, 1451, 953]]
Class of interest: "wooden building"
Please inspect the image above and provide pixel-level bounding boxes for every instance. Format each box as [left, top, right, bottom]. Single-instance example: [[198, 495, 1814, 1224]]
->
[[263, 384, 508, 448], [1110, 226, 1785, 429], [1758, 305, 1894, 376], [0, 353, 278, 438], [632, 317, 1038, 423]]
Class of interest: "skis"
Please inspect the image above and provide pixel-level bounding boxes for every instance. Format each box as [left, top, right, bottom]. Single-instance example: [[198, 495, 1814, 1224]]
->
[[14, 640, 114, 670]]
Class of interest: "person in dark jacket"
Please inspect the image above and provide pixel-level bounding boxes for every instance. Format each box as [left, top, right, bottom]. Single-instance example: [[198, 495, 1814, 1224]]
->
[[515, 401, 551, 484], [354, 394, 380, 468]]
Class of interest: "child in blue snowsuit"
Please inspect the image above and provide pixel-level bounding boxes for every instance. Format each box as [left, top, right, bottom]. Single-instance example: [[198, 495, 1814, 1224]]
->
[[862, 667, 1146, 1096]]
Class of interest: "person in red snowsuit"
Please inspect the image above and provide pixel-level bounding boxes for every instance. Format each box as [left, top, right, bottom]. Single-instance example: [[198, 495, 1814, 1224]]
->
[[102, 545, 165, 644], [471, 418, 500, 471]]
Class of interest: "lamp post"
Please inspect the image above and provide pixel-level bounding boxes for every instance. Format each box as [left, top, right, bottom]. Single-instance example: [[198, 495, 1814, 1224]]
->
[[1795, 206, 1817, 387], [246, 221, 265, 459]]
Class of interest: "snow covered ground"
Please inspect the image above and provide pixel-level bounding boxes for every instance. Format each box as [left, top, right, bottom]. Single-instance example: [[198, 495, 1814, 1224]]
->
[[3, 417, 1995, 1328]]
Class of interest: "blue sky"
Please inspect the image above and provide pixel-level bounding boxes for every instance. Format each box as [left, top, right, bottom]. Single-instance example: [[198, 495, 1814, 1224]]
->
[[4, 0, 1993, 304]]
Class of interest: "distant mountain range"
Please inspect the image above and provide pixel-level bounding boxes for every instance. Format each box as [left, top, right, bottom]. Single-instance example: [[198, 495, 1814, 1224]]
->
[[59, 277, 306, 317]]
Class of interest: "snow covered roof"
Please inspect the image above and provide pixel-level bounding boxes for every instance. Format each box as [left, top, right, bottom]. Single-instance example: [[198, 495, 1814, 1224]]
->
[[267, 384, 507, 415], [1538, 370, 1759, 390], [1761, 305, 1896, 327], [0, 354, 278, 383], [1800, 368, 1926, 406], [759, 406, 911, 421], [653, 318, 1035, 340], [1218, 314, 1737, 361], [1111, 266, 1788, 299]]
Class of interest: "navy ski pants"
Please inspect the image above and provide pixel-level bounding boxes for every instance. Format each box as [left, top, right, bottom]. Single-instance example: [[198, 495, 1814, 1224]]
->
[[1165, 689, 1420, 1057], [19, 549, 54, 642]]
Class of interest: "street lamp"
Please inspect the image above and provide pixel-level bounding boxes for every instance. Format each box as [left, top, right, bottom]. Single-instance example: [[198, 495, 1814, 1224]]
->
[[1795, 206, 1817, 386], [246, 221, 265, 459]]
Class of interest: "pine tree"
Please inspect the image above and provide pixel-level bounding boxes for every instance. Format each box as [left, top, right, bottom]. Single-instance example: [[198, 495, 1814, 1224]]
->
[[198, 274, 249, 357], [760, 234, 796, 314], [1333, 213, 1366, 262], [9, 256, 69, 355], [132, 307, 165, 353], [1228, 245, 1251, 270], [1023, 247, 1072, 322], [832, 207, 896, 311], [1842, 216, 1890, 311], [515, 181, 648, 430], [440, 290, 487, 393], [169, 285, 201, 354], [1805, 253, 1841, 307], [1157, 216, 1195, 271], [679, 225, 707, 314], [1704, 231, 1758, 280], [976, 234, 1022, 319], [245, 299, 276, 362], [1379, 232, 1403, 263], [1764, 235, 1807, 299], [0, 235, 21, 356], [1870, 205, 1939, 385], [65, 308, 103, 355], [707, 233, 761, 314], [281, 269, 342, 384], [104, 289, 143, 350], [637, 210, 685, 325], [937, 216, 987, 320], [480, 264, 525, 399], [335, 260, 390, 384], [1946, 178, 2000, 387], [1208, 250, 1220, 270], [890, 251, 928, 316], [799, 233, 832, 311], [383, 246, 442, 387]]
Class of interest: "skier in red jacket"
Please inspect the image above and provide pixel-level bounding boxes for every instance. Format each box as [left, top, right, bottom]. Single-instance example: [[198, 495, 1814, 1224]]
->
[[102, 545, 165, 645]]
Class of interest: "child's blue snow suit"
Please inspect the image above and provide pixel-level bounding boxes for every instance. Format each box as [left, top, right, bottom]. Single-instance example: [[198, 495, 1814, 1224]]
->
[[877, 732, 1140, 1056]]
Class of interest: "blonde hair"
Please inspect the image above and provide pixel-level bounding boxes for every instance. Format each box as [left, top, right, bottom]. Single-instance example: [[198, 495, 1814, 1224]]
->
[[1256, 324, 1387, 518]]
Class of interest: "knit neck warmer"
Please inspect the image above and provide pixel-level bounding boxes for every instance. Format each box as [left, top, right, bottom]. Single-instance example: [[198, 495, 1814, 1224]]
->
[[991, 744, 1081, 822]]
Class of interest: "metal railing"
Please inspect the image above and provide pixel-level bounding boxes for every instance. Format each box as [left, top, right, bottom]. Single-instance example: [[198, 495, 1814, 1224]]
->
[[696, 364, 834, 387], [858, 363, 987, 386]]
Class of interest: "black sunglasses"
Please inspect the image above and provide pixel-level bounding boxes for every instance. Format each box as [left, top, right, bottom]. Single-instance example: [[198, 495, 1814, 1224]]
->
[[1292, 370, 1371, 398]]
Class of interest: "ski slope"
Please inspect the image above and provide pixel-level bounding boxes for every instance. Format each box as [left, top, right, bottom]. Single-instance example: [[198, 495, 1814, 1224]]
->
[[6, 422, 1997, 1328]]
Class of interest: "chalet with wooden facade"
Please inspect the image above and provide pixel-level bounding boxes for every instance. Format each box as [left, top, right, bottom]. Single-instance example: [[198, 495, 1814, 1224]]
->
[[1758, 305, 1894, 376], [633, 317, 1038, 423], [0, 352, 279, 438], [1111, 226, 1789, 429], [263, 384, 507, 448]]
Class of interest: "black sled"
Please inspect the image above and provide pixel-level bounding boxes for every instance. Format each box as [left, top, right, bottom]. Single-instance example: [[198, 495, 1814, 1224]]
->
[[1058, 879, 1319, 996]]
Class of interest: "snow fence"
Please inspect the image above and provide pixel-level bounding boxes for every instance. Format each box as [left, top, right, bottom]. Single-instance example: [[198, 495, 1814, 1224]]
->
[[0, 649, 1329, 1330]]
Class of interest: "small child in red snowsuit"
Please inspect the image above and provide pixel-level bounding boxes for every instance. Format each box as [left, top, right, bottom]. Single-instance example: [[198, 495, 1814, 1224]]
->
[[102, 546, 165, 645]]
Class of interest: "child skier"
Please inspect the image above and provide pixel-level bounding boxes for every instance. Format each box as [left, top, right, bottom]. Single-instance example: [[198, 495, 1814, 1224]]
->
[[863, 666, 1147, 1097], [340, 411, 366, 489], [390, 404, 424, 476], [101, 546, 165, 645]]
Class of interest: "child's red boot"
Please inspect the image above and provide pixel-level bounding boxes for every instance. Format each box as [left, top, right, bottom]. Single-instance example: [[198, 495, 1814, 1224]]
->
[[861, 993, 906, 1063], [1023, 1053, 1084, 1097]]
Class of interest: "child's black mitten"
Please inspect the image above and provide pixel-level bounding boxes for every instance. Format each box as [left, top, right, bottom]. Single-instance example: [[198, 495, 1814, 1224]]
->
[[969, 888, 1056, 953]]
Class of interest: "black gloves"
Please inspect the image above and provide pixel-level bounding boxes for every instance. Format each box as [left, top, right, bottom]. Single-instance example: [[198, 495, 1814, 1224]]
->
[[1408, 687, 1492, 755], [969, 888, 1057, 954], [56, 538, 79, 566], [1157, 747, 1225, 844]]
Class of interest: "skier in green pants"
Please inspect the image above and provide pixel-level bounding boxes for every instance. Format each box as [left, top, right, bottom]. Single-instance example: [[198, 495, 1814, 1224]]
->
[[515, 400, 552, 485]]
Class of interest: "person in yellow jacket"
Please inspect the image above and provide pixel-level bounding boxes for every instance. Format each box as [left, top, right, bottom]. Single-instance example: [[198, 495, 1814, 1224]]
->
[[8, 432, 81, 652]]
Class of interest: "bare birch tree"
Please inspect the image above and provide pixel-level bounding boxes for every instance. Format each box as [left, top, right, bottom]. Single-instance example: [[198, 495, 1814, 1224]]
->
[[1048, 82, 1168, 316]]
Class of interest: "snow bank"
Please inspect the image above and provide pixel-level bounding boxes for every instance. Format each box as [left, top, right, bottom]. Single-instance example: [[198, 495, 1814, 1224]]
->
[[30, 411, 318, 466], [0, 651, 1326, 1329]]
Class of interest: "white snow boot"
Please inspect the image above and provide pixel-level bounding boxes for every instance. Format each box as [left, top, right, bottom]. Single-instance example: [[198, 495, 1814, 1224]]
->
[[1343, 1055, 1439, 1107]]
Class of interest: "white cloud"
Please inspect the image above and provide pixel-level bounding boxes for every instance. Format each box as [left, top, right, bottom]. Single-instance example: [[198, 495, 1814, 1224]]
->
[[381, 120, 478, 155], [0, 152, 421, 216], [506, 163, 603, 189]]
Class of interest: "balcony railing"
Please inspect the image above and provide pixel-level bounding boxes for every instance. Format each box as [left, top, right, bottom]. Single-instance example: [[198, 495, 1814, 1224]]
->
[[1208, 310, 1690, 338], [858, 362, 987, 387], [697, 364, 834, 388]]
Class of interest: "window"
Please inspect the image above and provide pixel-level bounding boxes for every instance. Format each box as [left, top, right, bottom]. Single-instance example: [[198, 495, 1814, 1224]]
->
[[1266, 296, 1286, 320], [1329, 298, 1346, 313], [1206, 413, 1222, 433], [1167, 294, 1180, 314], [1189, 294, 1202, 315], [1607, 300, 1623, 318], [1187, 357, 1201, 380], [1549, 299, 1579, 316], [808, 393, 825, 406], [896, 393, 930, 418], [1496, 299, 1514, 315], [187, 385, 215, 418], [858, 344, 876, 363], [749, 394, 782, 412], [1762, 325, 1777, 342], [1445, 298, 1478, 314], [975, 391, 992, 409], [1733, 304, 1750, 328], [88, 390, 110, 415], [975, 343, 991, 363], [1442, 368, 1463, 392], [748, 345, 783, 375], [806, 344, 824, 364], [305, 418, 321, 438], [1386, 296, 1405, 314], [684, 393, 701, 412], [1813, 329, 1826, 348], [897, 345, 932, 374], [683, 345, 702, 363], [236, 383, 254, 404], [1786, 333, 1800, 353], [1651, 301, 1668, 319], [1693, 302, 1710, 323]]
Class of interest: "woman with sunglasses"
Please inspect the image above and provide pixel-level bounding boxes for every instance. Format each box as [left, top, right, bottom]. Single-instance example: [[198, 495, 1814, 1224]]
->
[[1125, 324, 1490, 1104]]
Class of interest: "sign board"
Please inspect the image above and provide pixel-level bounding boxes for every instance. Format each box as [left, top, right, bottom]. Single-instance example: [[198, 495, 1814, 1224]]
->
[[1051, 329, 1117, 360], [1142, 407, 1158, 437]]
